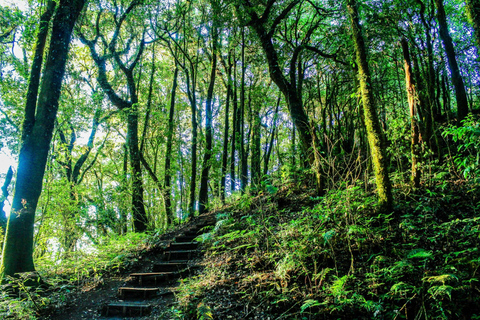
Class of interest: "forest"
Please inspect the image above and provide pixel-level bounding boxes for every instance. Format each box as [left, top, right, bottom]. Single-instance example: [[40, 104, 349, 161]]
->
[[0, 0, 479, 318]]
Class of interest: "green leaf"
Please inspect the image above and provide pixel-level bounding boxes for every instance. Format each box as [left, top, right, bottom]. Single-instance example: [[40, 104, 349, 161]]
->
[[300, 299, 321, 312], [407, 248, 433, 259]]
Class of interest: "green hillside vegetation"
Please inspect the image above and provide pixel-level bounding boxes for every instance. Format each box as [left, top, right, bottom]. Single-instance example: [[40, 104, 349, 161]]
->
[[175, 180, 480, 319]]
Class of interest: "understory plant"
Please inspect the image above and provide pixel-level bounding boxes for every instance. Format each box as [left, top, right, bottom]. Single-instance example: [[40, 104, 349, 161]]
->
[[176, 180, 480, 319]]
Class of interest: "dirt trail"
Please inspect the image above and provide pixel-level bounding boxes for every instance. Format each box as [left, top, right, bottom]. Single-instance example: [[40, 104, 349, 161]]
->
[[41, 214, 216, 320]]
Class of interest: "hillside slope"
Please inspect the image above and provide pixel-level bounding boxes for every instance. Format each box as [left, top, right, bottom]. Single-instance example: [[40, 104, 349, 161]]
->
[[175, 182, 480, 319]]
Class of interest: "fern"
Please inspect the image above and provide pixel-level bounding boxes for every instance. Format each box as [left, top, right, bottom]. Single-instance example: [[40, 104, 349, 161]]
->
[[300, 299, 321, 313]]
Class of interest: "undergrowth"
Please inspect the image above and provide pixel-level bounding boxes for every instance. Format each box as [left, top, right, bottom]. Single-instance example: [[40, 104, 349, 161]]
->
[[175, 181, 480, 319], [0, 232, 151, 319]]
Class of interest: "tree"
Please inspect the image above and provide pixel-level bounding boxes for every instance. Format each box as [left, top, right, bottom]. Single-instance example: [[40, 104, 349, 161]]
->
[[0, 0, 87, 279], [346, 0, 393, 209], [199, 8, 219, 214], [164, 64, 179, 225], [79, 0, 149, 232], [401, 38, 422, 188], [238, 0, 339, 192], [435, 0, 469, 121]]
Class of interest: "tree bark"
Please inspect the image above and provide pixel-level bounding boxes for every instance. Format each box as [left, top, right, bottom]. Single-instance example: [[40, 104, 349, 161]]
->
[[231, 60, 239, 192], [240, 28, 248, 193], [199, 25, 218, 215], [220, 52, 233, 203], [186, 70, 198, 217], [164, 66, 178, 225], [1, 0, 87, 279], [346, 0, 393, 210], [401, 38, 422, 188], [435, 0, 469, 121], [251, 105, 261, 188], [264, 96, 280, 176]]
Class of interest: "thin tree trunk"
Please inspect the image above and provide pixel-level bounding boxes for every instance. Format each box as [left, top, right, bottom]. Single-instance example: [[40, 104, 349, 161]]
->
[[240, 27, 248, 193], [1, 0, 87, 279], [199, 25, 218, 215], [346, 0, 393, 210], [220, 53, 232, 203], [251, 106, 261, 188], [230, 61, 238, 192], [186, 70, 198, 217], [140, 46, 156, 154], [164, 66, 178, 225], [401, 38, 422, 188], [119, 143, 128, 234], [264, 96, 280, 176]]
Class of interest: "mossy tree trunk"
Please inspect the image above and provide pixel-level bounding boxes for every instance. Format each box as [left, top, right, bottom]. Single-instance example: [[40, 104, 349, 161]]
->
[[401, 38, 422, 188], [0, 0, 87, 280], [346, 0, 393, 210]]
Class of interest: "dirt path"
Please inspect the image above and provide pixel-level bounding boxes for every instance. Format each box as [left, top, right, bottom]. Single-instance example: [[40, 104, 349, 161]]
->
[[41, 214, 215, 320]]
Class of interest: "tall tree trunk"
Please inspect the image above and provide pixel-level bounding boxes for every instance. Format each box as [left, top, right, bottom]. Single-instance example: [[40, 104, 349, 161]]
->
[[199, 26, 218, 215], [346, 0, 393, 210], [401, 38, 422, 188], [251, 106, 261, 188], [435, 0, 469, 121], [186, 70, 198, 217], [264, 96, 280, 176], [127, 104, 147, 232], [140, 46, 156, 154], [164, 66, 179, 225], [1, 0, 87, 280], [119, 143, 128, 234], [220, 53, 233, 203], [231, 61, 238, 192], [240, 27, 248, 193]]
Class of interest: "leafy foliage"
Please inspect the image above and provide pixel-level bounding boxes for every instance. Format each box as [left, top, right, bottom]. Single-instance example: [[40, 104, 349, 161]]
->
[[174, 180, 480, 319]]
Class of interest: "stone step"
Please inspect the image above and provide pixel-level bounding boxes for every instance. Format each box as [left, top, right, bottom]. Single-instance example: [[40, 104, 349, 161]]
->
[[102, 301, 152, 317], [168, 241, 198, 251], [130, 272, 178, 285], [118, 287, 162, 299], [164, 249, 198, 261], [152, 261, 189, 272], [175, 234, 198, 242]]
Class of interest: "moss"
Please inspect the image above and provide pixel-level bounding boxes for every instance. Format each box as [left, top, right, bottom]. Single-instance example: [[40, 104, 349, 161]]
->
[[346, 0, 393, 210]]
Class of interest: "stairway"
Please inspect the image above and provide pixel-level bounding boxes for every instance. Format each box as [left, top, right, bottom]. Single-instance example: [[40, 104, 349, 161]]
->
[[101, 215, 215, 318]]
